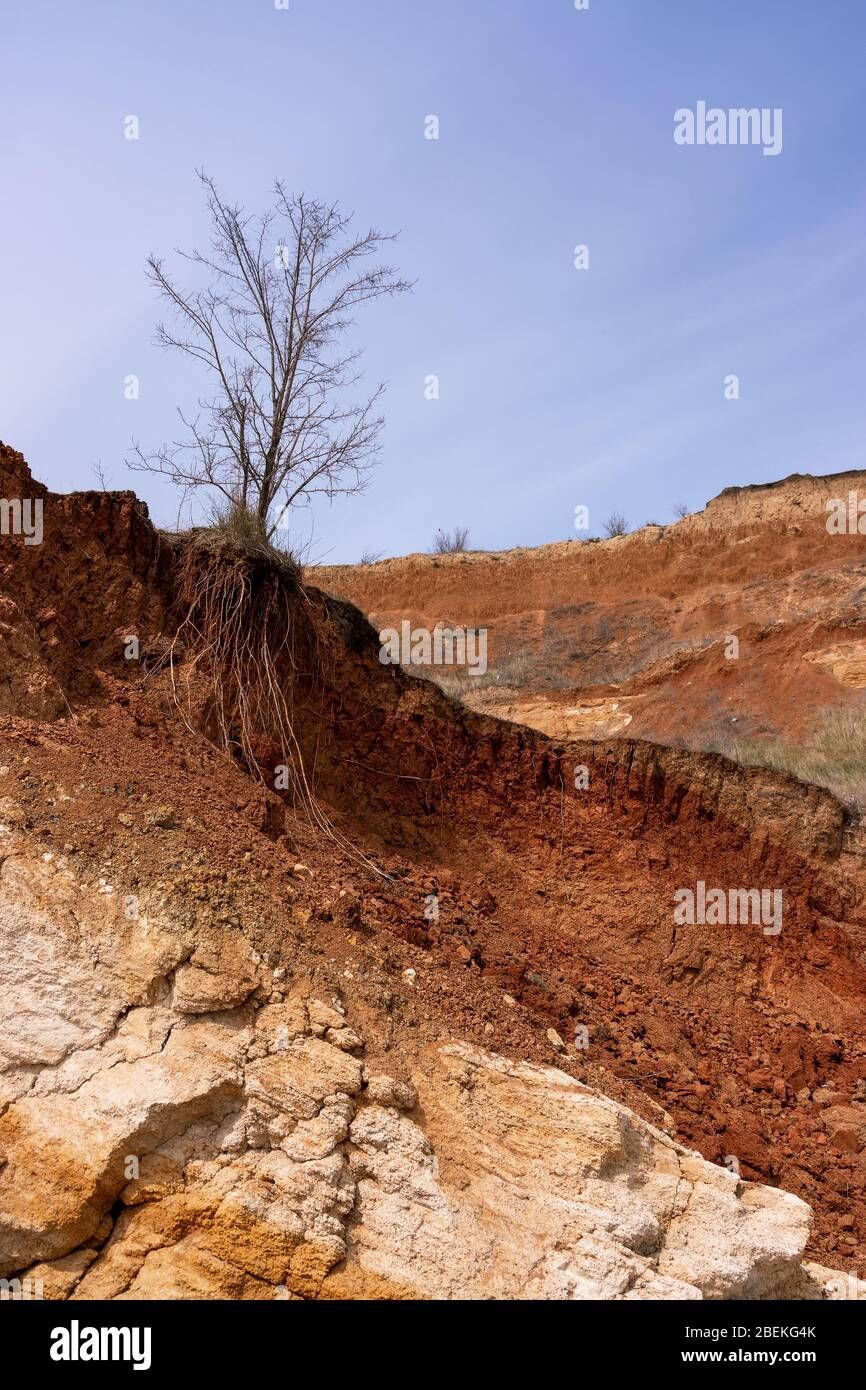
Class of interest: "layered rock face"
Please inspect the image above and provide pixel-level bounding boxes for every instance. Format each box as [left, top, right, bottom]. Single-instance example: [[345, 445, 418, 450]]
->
[[2, 447, 865, 1299], [0, 840, 851, 1300], [309, 468, 866, 757]]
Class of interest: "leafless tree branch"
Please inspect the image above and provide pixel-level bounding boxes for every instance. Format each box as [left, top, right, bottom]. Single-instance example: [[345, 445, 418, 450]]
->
[[130, 172, 412, 537]]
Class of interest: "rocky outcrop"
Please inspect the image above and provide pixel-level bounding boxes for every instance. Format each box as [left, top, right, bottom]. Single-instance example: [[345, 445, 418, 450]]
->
[[334, 1042, 821, 1301], [0, 838, 855, 1301]]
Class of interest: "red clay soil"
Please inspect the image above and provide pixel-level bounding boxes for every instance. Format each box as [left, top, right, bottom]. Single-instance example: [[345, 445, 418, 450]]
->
[[310, 472, 866, 757], [2, 442, 866, 1273]]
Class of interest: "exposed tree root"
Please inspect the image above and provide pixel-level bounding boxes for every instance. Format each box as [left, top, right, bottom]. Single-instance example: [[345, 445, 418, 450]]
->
[[156, 538, 385, 875]]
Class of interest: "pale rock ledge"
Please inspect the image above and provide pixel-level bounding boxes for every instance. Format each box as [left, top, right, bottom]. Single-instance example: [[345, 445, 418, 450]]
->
[[0, 846, 856, 1301]]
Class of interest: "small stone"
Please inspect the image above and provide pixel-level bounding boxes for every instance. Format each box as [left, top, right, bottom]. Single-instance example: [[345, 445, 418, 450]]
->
[[829, 1128, 862, 1154], [746, 1069, 774, 1091], [308, 1000, 346, 1030], [402, 968, 417, 986], [365, 1074, 418, 1110], [292, 863, 313, 877], [326, 1026, 364, 1053], [173, 964, 257, 1014]]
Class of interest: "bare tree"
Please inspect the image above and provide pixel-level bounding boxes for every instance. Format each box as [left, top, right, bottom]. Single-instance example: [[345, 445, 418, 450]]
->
[[603, 512, 628, 538], [673, 502, 689, 519], [433, 526, 470, 554], [90, 458, 112, 489], [130, 172, 411, 538]]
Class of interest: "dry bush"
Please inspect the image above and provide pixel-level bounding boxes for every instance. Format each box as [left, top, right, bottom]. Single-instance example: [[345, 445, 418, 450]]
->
[[603, 512, 628, 538], [433, 527, 470, 554]]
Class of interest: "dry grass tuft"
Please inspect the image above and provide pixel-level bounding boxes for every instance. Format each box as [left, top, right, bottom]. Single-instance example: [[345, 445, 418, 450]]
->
[[735, 706, 866, 809]]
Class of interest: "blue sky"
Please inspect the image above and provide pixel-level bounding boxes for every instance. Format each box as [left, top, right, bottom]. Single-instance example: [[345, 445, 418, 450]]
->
[[1, 0, 864, 561]]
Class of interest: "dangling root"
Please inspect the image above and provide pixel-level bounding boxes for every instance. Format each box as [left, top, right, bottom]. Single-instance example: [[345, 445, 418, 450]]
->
[[158, 538, 385, 875]]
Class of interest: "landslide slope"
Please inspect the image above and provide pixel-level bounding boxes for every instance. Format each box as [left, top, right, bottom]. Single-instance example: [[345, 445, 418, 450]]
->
[[1, 443, 865, 1297], [310, 471, 866, 794]]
